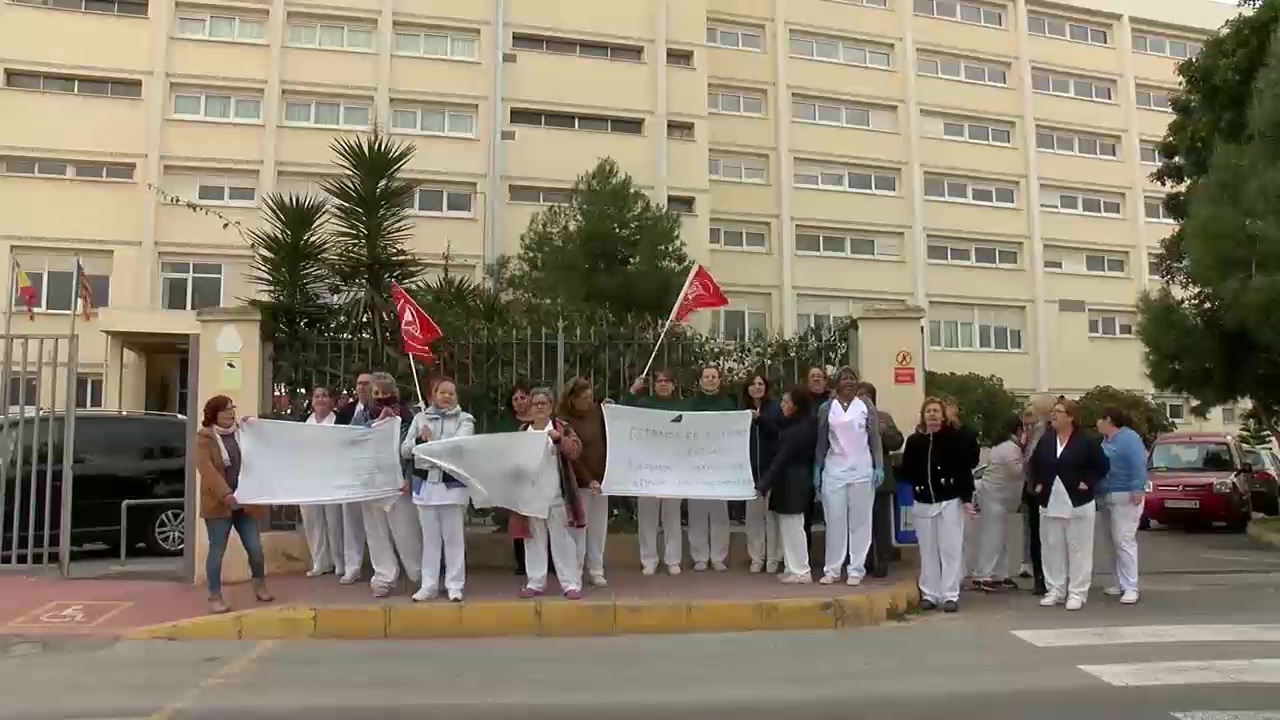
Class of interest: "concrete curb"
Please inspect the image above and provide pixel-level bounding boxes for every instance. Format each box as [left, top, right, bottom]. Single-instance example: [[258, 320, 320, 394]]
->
[[124, 579, 919, 641], [1247, 518, 1280, 551]]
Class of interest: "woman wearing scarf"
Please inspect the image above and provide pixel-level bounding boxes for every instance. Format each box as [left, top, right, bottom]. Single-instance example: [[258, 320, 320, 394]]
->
[[558, 377, 609, 588], [494, 381, 533, 575], [685, 365, 737, 571], [358, 372, 422, 598], [742, 372, 782, 574], [302, 386, 344, 578], [512, 387, 589, 599], [196, 395, 272, 614], [627, 368, 684, 575], [402, 378, 475, 603], [756, 386, 817, 583]]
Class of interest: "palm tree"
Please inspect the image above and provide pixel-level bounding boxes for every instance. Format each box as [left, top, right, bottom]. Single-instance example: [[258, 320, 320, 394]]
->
[[323, 128, 425, 375]]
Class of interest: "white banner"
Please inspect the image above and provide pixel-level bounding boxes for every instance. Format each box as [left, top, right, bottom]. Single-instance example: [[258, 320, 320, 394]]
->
[[601, 404, 754, 500], [235, 418, 405, 505], [413, 432, 561, 519]]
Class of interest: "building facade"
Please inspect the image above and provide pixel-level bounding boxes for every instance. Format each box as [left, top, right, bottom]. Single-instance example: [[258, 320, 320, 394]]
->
[[0, 0, 1244, 428]]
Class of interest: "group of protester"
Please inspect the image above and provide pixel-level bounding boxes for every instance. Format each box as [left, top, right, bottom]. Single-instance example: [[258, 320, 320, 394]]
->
[[195, 366, 1149, 616]]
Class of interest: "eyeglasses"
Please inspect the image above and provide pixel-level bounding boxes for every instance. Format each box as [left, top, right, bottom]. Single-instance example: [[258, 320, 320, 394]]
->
[[530, 400, 551, 408]]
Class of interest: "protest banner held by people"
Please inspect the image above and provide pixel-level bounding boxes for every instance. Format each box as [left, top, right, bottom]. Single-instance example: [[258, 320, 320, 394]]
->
[[333, 371, 373, 585], [626, 368, 685, 575], [301, 386, 344, 579], [358, 372, 423, 598], [683, 364, 738, 571], [492, 381, 536, 576]]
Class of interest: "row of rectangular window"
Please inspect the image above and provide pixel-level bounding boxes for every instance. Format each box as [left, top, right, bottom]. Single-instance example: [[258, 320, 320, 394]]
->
[[2, 157, 134, 180], [13, 0, 145, 16]]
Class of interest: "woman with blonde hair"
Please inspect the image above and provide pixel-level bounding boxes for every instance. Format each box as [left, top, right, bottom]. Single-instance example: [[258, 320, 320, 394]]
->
[[557, 377, 609, 587], [1020, 394, 1056, 595]]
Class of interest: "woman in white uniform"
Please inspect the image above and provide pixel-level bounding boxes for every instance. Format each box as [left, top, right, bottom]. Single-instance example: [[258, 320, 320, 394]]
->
[[814, 366, 884, 586], [972, 414, 1025, 591], [302, 386, 344, 578], [403, 378, 474, 603]]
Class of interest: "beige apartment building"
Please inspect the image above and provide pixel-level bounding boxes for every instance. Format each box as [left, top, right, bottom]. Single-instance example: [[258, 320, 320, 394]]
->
[[0, 0, 1246, 429]]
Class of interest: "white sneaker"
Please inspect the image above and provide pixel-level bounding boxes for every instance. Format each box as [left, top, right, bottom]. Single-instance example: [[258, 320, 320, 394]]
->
[[372, 585, 392, 599], [1018, 563, 1032, 579], [411, 588, 437, 603], [711, 561, 728, 572], [846, 576, 863, 587], [819, 574, 839, 585], [1120, 590, 1140, 605], [306, 567, 330, 579], [1039, 593, 1062, 607], [1103, 586, 1123, 596], [780, 573, 813, 584], [749, 562, 764, 573], [589, 573, 608, 588], [765, 562, 779, 574], [447, 590, 463, 603], [641, 566, 656, 576], [693, 562, 708, 572], [667, 564, 681, 576], [1065, 596, 1084, 611], [339, 572, 360, 585]]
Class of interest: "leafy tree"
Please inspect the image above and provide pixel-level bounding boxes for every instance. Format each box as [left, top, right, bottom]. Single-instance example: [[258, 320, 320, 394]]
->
[[1076, 386, 1174, 447], [1238, 406, 1277, 447], [504, 158, 693, 320], [924, 371, 1020, 446], [1140, 0, 1280, 427]]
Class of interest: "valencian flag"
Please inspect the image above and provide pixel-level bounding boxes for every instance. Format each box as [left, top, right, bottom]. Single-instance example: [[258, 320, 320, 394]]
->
[[669, 263, 729, 324], [389, 282, 442, 362], [13, 262, 37, 321], [76, 259, 94, 321]]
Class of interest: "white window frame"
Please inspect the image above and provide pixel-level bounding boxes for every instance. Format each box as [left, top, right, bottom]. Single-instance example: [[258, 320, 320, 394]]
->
[[14, 0, 147, 17], [709, 154, 767, 184], [791, 97, 887, 130], [925, 238, 1020, 268], [794, 227, 901, 259], [1159, 399, 1187, 422], [789, 32, 893, 69], [1136, 87, 1173, 113], [1035, 128, 1120, 160], [916, 54, 1009, 87], [1147, 254, 1160, 279], [835, 0, 889, 7], [928, 306, 1026, 353], [171, 90, 263, 123], [509, 109, 643, 135], [160, 260, 224, 311], [1132, 32, 1202, 60], [1039, 188, 1123, 217], [706, 23, 765, 52], [935, 117, 1013, 146], [276, 175, 333, 198], [1221, 406, 1238, 425], [286, 20, 376, 51], [511, 34, 643, 62], [508, 185, 572, 204], [393, 28, 479, 60], [1031, 70, 1115, 102], [1027, 14, 1110, 46], [913, 0, 1005, 29], [709, 221, 769, 252], [708, 89, 766, 116], [390, 105, 477, 137], [667, 121, 695, 140], [191, 174, 257, 207], [76, 375, 105, 409], [1084, 252, 1128, 276], [415, 186, 475, 218], [283, 98, 372, 129], [2, 156, 135, 181], [711, 302, 769, 342], [1139, 141, 1165, 166], [175, 14, 267, 43], [923, 175, 1018, 207], [1144, 196, 1175, 223], [5, 71, 142, 98], [1087, 310, 1137, 338], [793, 162, 898, 195]]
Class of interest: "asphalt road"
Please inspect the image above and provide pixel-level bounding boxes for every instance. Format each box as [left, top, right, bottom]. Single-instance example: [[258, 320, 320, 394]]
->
[[1, 526, 1277, 720]]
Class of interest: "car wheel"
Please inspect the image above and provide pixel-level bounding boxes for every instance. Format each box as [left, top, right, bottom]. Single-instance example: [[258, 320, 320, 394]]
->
[[1138, 515, 1150, 531], [1226, 516, 1250, 534], [143, 507, 185, 556], [1261, 492, 1280, 517]]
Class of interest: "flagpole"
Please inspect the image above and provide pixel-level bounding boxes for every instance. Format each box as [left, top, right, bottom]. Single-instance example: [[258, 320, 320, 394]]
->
[[3, 253, 14, 344], [68, 255, 80, 341], [408, 355, 426, 410], [640, 264, 697, 379]]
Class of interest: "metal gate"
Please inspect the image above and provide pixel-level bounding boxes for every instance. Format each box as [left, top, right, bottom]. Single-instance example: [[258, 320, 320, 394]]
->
[[0, 333, 78, 575]]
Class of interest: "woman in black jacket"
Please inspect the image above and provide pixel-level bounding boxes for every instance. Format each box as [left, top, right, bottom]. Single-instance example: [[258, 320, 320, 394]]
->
[[757, 386, 817, 583], [900, 397, 976, 613], [742, 372, 782, 573], [1029, 398, 1110, 611]]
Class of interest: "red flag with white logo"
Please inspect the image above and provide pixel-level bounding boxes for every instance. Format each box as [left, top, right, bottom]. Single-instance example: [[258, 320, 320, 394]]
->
[[670, 264, 729, 324], [389, 282, 442, 361]]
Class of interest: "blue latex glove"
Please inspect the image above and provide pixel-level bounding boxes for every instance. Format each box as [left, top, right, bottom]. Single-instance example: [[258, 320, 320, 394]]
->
[[812, 467, 822, 496], [873, 467, 885, 484]]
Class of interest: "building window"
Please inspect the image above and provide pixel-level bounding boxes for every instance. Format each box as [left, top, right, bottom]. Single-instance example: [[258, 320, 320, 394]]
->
[[838, 0, 889, 7], [709, 222, 768, 251], [187, 174, 256, 206], [176, 14, 266, 42], [509, 185, 572, 204], [668, 195, 696, 214], [1133, 32, 1202, 59], [1136, 86, 1173, 112], [276, 175, 333, 198], [172, 90, 262, 122], [5, 70, 141, 98], [667, 121, 695, 140], [928, 305, 1025, 352], [1144, 197, 1175, 223], [709, 154, 767, 183], [161, 261, 222, 311], [913, 0, 1004, 28], [1085, 253, 1127, 274], [711, 302, 768, 342], [1088, 311, 1136, 337], [284, 98, 372, 128], [706, 23, 765, 52], [1027, 14, 1109, 46], [510, 109, 643, 135], [287, 21, 375, 51], [1158, 399, 1187, 422], [708, 89, 766, 116], [10, 257, 111, 314], [512, 33, 642, 61], [928, 116, 1012, 145], [1031, 70, 1114, 102], [1222, 406, 1238, 425], [76, 375, 105, 409], [923, 175, 1017, 207], [7, 377, 37, 407], [667, 49, 694, 67], [3, 156, 134, 181], [1148, 254, 1160, 279], [13, 0, 147, 16], [916, 54, 1008, 86], [1043, 247, 1127, 274], [1139, 142, 1165, 166], [390, 105, 476, 137], [1039, 188, 1123, 217], [393, 28, 479, 59], [794, 162, 898, 194], [1035, 128, 1119, 159], [795, 227, 901, 259], [789, 32, 892, 69], [792, 97, 893, 129], [926, 238, 1019, 267], [416, 187, 474, 216]]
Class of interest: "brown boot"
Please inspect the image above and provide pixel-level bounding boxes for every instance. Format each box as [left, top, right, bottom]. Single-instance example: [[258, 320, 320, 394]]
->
[[209, 594, 230, 614], [253, 579, 274, 603]]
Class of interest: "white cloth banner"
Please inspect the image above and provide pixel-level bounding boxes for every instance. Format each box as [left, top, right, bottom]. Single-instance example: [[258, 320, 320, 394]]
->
[[236, 418, 405, 505], [412, 432, 561, 519], [601, 404, 755, 500]]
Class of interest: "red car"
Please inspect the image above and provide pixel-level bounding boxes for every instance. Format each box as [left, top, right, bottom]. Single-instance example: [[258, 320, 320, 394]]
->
[[1143, 432, 1252, 532]]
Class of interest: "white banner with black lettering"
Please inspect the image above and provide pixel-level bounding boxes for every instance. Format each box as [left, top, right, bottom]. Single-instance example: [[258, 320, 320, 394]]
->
[[601, 404, 754, 500], [235, 417, 404, 505]]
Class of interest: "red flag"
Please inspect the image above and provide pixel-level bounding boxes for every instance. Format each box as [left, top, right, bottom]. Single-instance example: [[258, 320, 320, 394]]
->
[[670, 264, 728, 324], [389, 282, 442, 361]]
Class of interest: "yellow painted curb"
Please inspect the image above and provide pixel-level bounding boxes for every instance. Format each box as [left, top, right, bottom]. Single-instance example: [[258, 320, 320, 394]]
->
[[1247, 519, 1280, 551], [124, 578, 920, 641]]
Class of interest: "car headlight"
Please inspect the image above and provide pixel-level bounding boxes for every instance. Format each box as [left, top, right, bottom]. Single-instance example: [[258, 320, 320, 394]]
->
[[1144, 480, 1152, 492], [1213, 479, 1235, 494]]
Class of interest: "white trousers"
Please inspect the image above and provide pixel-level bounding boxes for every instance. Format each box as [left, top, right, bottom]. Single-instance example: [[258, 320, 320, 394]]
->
[[687, 499, 729, 564], [416, 504, 466, 594], [1097, 492, 1142, 593], [777, 512, 810, 576], [525, 503, 582, 592], [915, 498, 965, 603], [340, 501, 366, 577], [1041, 502, 1096, 602], [974, 488, 1017, 581], [301, 503, 344, 574], [580, 493, 609, 579], [746, 496, 781, 566], [822, 480, 876, 579], [638, 497, 683, 569], [362, 495, 423, 591]]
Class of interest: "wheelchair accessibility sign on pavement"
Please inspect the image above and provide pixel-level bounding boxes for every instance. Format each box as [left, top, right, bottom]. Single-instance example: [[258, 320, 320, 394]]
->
[[6, 601, 132, 629]]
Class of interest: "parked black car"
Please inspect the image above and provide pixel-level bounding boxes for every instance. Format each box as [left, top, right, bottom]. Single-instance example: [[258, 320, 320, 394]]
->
[[1, 410, 187, 558]]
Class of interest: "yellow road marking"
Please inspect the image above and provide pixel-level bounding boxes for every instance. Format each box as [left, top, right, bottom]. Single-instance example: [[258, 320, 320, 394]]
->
[[146, 640, 277, 720]]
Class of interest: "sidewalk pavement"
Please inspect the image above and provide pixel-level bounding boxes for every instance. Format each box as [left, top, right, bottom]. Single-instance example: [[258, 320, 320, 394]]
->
[[1, 564, 919, 641]]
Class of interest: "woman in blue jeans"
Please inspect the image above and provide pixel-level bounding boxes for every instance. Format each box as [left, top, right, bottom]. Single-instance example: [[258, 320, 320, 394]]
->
[[197, 395, 272, 614]]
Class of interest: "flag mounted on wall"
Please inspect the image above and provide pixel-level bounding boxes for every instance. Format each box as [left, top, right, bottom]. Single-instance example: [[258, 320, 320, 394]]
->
[[13, 261, 37, 321], [76, 259, 94, 321]]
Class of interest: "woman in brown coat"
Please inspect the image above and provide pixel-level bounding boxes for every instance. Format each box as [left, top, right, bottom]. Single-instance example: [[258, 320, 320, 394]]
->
[[197, 395, 272, 614], [557, 377, 608, 587]]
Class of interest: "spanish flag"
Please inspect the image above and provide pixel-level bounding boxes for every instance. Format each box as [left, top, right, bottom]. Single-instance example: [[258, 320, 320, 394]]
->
[[13, 261, 37, 321]]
